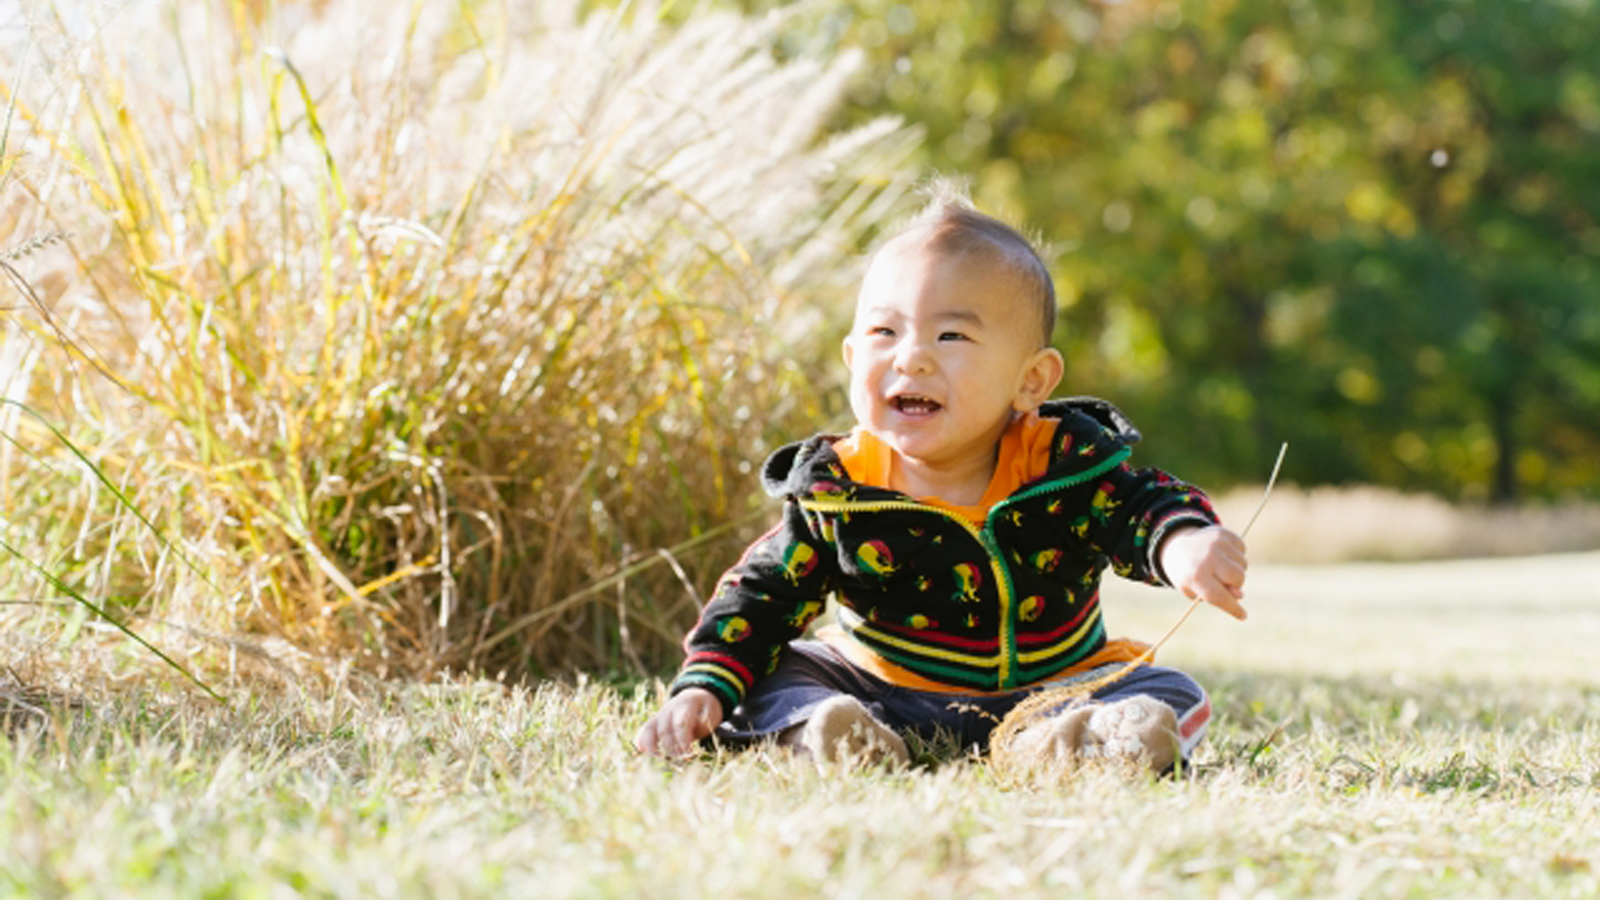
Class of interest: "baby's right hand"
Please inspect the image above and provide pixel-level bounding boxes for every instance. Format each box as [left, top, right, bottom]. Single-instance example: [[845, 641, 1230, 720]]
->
[[635, 687, 724, 757]]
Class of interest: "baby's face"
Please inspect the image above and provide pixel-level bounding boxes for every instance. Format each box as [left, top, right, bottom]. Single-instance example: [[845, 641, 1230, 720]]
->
[[844, 240, 1052, 472]]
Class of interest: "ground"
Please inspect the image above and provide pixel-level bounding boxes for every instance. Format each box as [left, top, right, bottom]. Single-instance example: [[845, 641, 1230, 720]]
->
[[2, 552, 1597, 898]]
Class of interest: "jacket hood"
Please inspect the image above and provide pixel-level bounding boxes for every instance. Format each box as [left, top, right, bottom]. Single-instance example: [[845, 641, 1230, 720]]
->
[[1038, 396, 1142, 446], [760, 396, 1141, 500], [760, 434, 845, 499]]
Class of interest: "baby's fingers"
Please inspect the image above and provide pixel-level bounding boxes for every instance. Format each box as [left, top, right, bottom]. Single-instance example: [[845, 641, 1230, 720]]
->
[[635, 718, 661, 756], [669, 703, 715, 757], [664, 707, 695, 757], [1219, 527, 1248, 553], [1188, 572, 1247, 621], [638, 711, 691, 757], [1212, 556, 1248, 593]]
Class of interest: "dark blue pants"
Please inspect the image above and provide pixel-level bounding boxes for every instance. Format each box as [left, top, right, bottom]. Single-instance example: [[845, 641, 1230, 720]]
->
[[718, 640, 1211, 758]]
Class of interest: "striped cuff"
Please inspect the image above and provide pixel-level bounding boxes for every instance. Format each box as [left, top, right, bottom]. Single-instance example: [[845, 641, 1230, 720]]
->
[[1148, 512, 1219, 587], [669, 655, 750, 715]]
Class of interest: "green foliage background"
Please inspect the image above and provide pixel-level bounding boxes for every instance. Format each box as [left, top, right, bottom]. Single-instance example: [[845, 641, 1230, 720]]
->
[[759, 0, 1600, 502]]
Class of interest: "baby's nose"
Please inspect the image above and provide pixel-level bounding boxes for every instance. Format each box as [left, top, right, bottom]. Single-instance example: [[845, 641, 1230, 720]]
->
[[889, 339, 934, 374], [893, 342, 935, 374]]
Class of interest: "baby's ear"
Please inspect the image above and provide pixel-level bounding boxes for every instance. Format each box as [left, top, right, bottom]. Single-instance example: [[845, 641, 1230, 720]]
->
[[1013, 347, 1064, 413], [841, 335, 855, 369]]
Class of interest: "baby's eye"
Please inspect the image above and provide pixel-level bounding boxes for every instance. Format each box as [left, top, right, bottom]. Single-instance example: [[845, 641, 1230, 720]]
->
[[867, 326, 896, 337], [938, 331, 969, 342]]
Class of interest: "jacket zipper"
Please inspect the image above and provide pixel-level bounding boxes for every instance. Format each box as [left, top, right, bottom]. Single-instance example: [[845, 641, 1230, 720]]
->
[[798, 445, 1131, 688], [982, 446, 1130, 685]]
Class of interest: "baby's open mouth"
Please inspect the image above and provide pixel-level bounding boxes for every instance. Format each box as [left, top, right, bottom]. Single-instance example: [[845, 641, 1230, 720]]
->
[[890, 394, 943, 414]]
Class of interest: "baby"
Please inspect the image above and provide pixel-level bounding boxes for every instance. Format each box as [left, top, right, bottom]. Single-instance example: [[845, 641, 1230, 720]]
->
[[636, 192, 1247, 771]]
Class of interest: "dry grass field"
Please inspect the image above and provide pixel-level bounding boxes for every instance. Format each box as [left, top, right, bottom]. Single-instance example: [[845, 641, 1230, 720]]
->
[[3, 550, 1596, 899], [1105, 549, 1600, 686]]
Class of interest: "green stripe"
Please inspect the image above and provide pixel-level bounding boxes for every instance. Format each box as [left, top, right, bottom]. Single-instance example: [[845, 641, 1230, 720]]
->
[[848, 636, 999, 689], [995, 446, 1132, 511], [1015, 620, 1108, 682], [672, 672, 741, 708], [980, 527, 1022, 690]]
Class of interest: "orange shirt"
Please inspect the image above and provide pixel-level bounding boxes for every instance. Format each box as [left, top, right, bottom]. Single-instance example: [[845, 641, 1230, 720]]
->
[[830, 411, 1060, 524], [818, 411, 1151, 694]]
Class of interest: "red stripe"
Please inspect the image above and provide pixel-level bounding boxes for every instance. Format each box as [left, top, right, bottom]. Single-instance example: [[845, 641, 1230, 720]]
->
[[686, 651, 754, 685], [1179, 698, 1211, 739], [860, 591, 1102, 652], [866, 618, 999, 651], [1015, 592, 1100, 646]]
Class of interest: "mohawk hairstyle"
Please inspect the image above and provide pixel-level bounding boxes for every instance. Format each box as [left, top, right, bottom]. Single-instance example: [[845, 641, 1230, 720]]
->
[[894, 178, 1057, 347]]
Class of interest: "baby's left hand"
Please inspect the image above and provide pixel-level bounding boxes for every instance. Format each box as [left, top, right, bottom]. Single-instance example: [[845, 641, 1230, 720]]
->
[[1158, 525, 1248, 620]]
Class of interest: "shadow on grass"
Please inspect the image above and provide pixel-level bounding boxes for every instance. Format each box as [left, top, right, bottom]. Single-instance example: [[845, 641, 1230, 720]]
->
[[1196, 666, 1600, 734], [842, 667, 1600, 794], [1192, 666, 1600, 796]]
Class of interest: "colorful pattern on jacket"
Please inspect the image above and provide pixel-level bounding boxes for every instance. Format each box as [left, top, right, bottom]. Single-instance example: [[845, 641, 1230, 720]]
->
[[670, 398, 1219, 716]]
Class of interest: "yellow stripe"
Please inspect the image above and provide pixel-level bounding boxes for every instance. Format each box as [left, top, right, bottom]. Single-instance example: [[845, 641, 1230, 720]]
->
[[1017, 604, 1103, 664], [800, 497, 1013, 682], [681, 662, 744, 689], [799, 498, 982, 538], [836, 608, 999, 669]]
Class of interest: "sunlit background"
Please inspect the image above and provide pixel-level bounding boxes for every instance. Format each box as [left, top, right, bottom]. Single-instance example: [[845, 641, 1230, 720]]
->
[[2, 0, 1597, 679]]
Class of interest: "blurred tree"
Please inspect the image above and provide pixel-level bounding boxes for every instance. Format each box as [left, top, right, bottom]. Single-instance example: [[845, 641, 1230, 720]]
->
[[1352, 0, 1600, 503], [740, 0, 1600, 501]]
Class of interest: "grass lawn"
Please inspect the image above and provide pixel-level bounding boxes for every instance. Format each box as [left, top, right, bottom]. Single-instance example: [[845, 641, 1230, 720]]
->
[[3, 553, 1597, 898]]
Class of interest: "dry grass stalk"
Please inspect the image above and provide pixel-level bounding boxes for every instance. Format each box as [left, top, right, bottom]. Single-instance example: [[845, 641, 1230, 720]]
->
[[0, 0, 917, 681], [1212, 484, 1600, 563]]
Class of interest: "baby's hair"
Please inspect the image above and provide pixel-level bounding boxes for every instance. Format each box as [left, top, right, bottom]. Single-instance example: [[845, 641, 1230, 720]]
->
[[896, 179, 1057, 347]]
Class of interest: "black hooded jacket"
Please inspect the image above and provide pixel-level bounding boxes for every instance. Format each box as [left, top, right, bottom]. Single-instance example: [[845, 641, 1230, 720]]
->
[[671, 398, 1219, 715]]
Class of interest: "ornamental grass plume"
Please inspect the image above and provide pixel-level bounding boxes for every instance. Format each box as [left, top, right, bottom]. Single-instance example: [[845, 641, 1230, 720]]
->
[[0, 0, 916, 682]]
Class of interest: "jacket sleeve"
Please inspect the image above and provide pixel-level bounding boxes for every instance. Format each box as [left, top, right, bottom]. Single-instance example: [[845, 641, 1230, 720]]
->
[[1074, 429, 1220, 587], [668, 499, 835, 717]]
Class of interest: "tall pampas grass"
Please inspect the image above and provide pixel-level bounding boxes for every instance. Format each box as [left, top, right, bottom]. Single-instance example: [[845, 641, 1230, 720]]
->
[[0, 0, 917, 682]]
